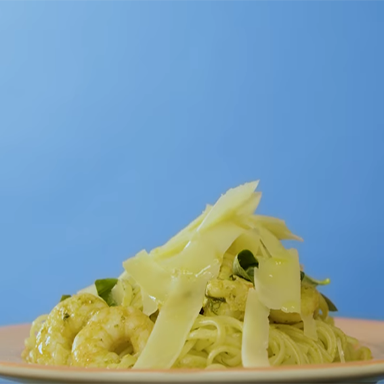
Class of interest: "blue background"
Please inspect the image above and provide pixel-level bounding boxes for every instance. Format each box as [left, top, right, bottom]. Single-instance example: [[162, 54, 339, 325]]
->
[[1, 1, 384, 333]]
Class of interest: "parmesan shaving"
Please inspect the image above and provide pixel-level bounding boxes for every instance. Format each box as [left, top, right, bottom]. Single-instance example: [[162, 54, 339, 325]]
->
[[254, 249, 301, 313], [198, 181, 259, 231], [301, 313, 318, 341], [228, 229, 260, 257], [123, 250, 172, 303], [252, 215, 303, 241], [151, 205, 212, 262], [133, 272, 210, 369], [242, 288, 270, 367], [160, 221, 244, 274], [77, 283, 98, 296], [141, 289, 158, 317]]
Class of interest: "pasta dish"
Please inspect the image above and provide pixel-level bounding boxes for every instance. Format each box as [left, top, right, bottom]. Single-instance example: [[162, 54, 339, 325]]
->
[[23, 181, 372, 369]]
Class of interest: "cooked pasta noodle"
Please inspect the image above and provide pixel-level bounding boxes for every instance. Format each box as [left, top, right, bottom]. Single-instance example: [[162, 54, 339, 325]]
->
[[173, 315, 371, 368]]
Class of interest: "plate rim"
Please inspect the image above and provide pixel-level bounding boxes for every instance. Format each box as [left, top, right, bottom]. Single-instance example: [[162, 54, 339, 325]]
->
[[1, 361, 384, 383], [1, 318, 384, 383]]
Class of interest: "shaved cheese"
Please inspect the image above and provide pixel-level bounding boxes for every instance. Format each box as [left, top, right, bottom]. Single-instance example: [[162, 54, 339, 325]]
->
[[133, 272, 209, 369], [236, 192, 262, 218], [257, 226, 288, 258], [141, 289, 158, 316], [252, 215, 303, 242], [254, 249, 301, 313], [228, 229, 260, 257], [118, 270, 129, 279], [198, 181, 259, 231], [111, 279, 133, 307], [151, 206, 212, 262], [337, 338, 346, 363], [123, 250, 172, 303], [151, 235, 189, 262], [242, 288, 270, 367], [77, 283, 98, 296], [161, 221, 244, 275], [250, 227, 301, 313], [165, 205, 212, 246], [301, 313, 318, 341], [150, 182, 260, 263]]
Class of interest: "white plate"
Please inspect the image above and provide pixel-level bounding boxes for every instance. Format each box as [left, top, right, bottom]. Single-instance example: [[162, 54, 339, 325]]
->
[[1, 318, 384, 383]]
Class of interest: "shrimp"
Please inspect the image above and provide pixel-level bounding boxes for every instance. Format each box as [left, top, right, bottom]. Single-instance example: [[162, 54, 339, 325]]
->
[[24, 293, 107, 366], [71, 306, 154, 368], [205, 277, 253, 312], [203, 277, 253, 320]]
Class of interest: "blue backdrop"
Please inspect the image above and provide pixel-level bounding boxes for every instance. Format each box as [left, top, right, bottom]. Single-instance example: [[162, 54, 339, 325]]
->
[[0, 1, 383, 331]]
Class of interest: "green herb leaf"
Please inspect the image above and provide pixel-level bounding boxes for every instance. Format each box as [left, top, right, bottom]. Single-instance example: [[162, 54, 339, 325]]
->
[[60, 295, 71, 302], [95, 278, 118, 306], [321, 293, 338, 312], [232, 249, 259, 284], [301, 272, 330, 286]]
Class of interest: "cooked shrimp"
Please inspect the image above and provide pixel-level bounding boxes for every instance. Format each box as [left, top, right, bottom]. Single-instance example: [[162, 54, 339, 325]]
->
[[204, 277, 253, 320], [24, 293, 107, 366], [71, 306, 154, 368], [205, 277, 253, 312]]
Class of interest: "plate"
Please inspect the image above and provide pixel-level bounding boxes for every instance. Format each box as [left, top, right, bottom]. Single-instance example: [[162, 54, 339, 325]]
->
[[0, 318, 383, 384]]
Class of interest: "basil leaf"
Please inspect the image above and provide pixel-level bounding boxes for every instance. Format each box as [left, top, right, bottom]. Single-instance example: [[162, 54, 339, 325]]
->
[[60, 295, 71, 302], [321, 293, 338, 312], [301, 272, 330, 286], [95, 278, 118, 306], [232, 250, 258, 283]]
